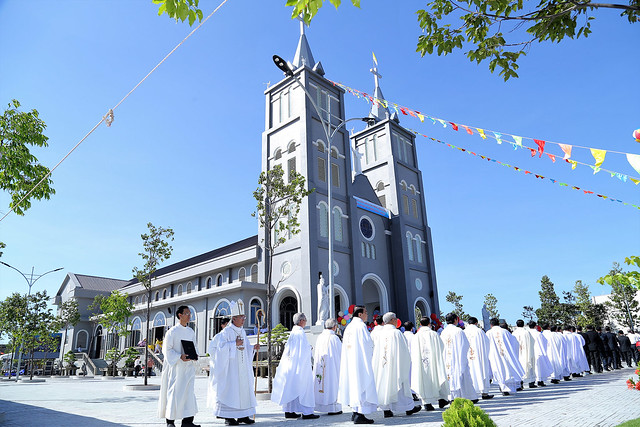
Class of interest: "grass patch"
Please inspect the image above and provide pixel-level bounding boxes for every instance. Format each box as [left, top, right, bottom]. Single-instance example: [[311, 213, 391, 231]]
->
[[618, 419, 640, 427]]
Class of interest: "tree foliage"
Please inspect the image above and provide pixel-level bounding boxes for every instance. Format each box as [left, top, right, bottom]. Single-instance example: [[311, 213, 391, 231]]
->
[[0, 292, 28, 345], [152, 0, 204, 26], [17, 291, 57, 379], [536, 275, 560, 325], [573, 280, 607, 328], [445, 291, 469, 321], [557, 290, 579, 326], [598, 260, 640, 330], [483, 293, 499, 319], [56, 299, 80, 351], [0, 99, 55, 215], [252, 164, 313, 391], [89, 290, 133, 337], [522, 305, 536, 322], [283, 0, 639, 80]]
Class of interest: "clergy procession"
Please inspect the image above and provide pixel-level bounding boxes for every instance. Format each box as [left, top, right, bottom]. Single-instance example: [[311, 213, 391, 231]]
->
[[157, 301, 635, 426]]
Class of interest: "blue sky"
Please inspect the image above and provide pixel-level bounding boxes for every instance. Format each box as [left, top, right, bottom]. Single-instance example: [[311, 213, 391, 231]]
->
[[0, 0, 638, 326]]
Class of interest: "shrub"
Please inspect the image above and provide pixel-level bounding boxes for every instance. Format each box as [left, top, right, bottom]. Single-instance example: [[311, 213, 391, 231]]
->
[[442, 398, 496, 427]]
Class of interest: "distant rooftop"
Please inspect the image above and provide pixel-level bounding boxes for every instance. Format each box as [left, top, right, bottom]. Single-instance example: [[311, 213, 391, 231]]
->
[[72, 274, 129, 292]]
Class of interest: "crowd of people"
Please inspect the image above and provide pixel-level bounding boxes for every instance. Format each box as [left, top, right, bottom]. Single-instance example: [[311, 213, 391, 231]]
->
[[156, 302, 638, 426]]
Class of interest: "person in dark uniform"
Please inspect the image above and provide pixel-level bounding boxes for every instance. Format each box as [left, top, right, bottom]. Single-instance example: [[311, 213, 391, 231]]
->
[[584, 325, 603, 373], [604, 326, 621, 369], [597, 326, 611, 370], [618, 330, 634, 368]]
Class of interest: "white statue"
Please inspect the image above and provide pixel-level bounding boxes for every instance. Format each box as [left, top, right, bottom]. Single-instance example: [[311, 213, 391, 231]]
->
[[316, 273, 330, 326]]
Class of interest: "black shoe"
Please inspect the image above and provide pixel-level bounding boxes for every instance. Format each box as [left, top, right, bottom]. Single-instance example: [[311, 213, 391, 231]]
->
[[351, 413, 357, 421], [167, 422, 176, 427], [406, 406, 421, 415], [528, 382, 537, 388], [237, 417, 255, 425], [181, 417, 200, 427], [383, 410, 394, 418], [605, 368, 611, 371], [471, 399, 479, 404], [224, 420, 239, 427], [285, 412, 301, 419], [328, 411, 343, 415], [563, 376, 572, 381], [425, 404, 435, 411], [550, 379, 560, 384], [481, 393, 494, 399], [502, 392, 510, 396], [302, 414, 320, 420], [438, 398, 449, 408], [516, 387, 524, 391], [537, 381, 546, 387], [353, 413, 374, 424]]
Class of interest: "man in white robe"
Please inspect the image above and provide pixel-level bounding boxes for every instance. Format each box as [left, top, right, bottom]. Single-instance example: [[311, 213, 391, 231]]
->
[[512, 319, 537, 389], [272, 313, 319, 420], [313, 319, 343, 415], [158, 306, 200, 427], [338, 305, 377, 424], [207, 317, 229, 408], [463, 317, 493, 400], [440, 313, 478, 404], [211, 300, 259, 426], [572, 326, 591, 373], [372, 312, 421, 418], [527, 321, 553, 387], [556, 326, 573, 380], [542, 324, 566, 384], [403, 321, 415, 353], [370, 317, 384, 348], [411, 316, 450, 411], [486, 318, 524, 395]]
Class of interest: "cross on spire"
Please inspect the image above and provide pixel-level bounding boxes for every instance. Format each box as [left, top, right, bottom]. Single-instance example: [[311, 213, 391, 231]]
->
[[296, 15, 307, 37]]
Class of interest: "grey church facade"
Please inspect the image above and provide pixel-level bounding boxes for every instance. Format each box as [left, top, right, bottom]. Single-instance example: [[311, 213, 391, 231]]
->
[[55, 28, 439, 358]]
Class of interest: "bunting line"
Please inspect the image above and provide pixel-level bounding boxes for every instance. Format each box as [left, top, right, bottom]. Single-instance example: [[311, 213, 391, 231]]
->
[[407, 128, 640, 211], [330, 79, 640, 180]]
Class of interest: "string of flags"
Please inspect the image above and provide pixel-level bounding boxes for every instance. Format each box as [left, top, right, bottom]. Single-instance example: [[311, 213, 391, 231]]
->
[[329, 79, 640, 183], [408, 128, 640, 211]]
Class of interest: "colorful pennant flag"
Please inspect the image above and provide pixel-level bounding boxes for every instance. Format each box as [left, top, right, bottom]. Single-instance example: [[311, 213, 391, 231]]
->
[[534, 139, 546, 158], [627, 154, 640, 175], [513, 136, 523, 150], [590, 149, 606, 168]]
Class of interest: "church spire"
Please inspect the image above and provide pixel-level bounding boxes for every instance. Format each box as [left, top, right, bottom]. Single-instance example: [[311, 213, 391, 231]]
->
[[369, 52, 391, 122], [292, 17, 316, 69]]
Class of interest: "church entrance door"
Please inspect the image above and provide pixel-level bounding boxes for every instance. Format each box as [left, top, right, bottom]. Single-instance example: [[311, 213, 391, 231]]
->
[[362, 278, 382, 319], [279, 296, 297, 330]]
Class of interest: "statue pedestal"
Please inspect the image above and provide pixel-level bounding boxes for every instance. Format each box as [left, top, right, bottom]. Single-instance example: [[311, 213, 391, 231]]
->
[[305, 324, 325, 349]]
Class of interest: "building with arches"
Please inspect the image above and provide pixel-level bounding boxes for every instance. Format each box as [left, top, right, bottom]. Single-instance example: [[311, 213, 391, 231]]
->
[[53, 26, 439, 358]]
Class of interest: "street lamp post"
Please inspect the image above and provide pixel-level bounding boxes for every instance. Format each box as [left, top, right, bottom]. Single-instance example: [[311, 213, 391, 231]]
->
[[273, 55, 371, 322], [0, 262, 63, 381]]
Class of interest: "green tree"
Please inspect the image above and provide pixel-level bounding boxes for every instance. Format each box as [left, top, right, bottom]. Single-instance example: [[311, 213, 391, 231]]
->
[[536, 275, 560, 325], [445, 291, 468, 321], [152, 0, 203, 25], [55, 300, 80, 354], [1, 100, 56, 252], [252, 164, 313, 392], [557, 290, 579, 326], [283, 0, 639, 80], [132, 222, 174, 386], [573, 280, 608, 328], [598, 261, 640, 330], [15, 291, 57, 380], [522, 305, 536, 322], [0, 293, 28, 375], [483, 293, 499, 319], [89, 290, 133, 357]]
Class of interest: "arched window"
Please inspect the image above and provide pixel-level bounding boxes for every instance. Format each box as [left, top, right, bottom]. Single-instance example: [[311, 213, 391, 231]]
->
[[318, 202, 328, 238], [238, 267, 246, 282], [288, 141, 296, 153], [186, 282, 192, 294], [250, 264, 258, 282], [162, 289, 167, 299], [317, 140, 325, 152], [376, 181, 385, 191], [134, 296, 139, 305], [187, 306, 197, 332], [206, 277, 212, 289], [216, 274, 223, 287], [141, 294, 147, 304], [154, 291, 159, 302], [400, 181, 408, 192], [406, 232, 414, 261], [415, 236, 423, 263], [331, 147, 339, 159], [279, 296, 298, 330], [409, 184, 417, 195], [176, 284, 183, 296], [274, 148, 282, 160], [250, 298, 263, 326], [213, 300, 231, 335], [333, 207, 343, 242]]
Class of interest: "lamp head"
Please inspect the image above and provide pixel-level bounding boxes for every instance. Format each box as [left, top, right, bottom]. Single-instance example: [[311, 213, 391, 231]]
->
[[273, 55, 293, 77]]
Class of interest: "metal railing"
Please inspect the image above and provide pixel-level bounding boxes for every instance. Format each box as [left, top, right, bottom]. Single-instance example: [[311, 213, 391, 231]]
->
[[75, 352, 97, 376]]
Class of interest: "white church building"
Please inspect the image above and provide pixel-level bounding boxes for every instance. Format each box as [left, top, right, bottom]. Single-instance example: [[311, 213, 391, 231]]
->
[[55, 26, 440, 359]]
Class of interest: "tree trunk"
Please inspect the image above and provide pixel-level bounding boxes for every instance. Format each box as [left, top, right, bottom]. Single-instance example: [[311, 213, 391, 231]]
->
[[29, 350, 34, 380], [144, 289, 151, 386]]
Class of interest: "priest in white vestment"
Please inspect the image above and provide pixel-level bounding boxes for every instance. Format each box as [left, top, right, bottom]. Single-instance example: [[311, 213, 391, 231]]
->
[[313, 319, 343, 415], [207, 317, 229, 408], [440, 313, 478, 404], [463, 317, 494, 400], [370, 317, 384, 348], [272, 313, 319, 420], [486, 318, 524, 395], [338, 305, 377, 424], [411, 316, 450, 411], [512, 319, 537, 388], [572, 326, 591, 373], [211, 300, 259, 426], [403, 321, 415, 353], [158, 306, 200, 427], [542, 324, 566, 383], [527, 321, 553, 387], [372, 312, 420, 418]]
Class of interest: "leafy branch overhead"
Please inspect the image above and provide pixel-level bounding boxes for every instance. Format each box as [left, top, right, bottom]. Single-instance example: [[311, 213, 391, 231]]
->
[[152, 0, 204, 26], [284, 0, 639, 80]]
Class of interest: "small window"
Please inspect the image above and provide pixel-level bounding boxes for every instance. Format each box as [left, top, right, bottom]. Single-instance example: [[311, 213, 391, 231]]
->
[[154, 291, 159, 302], [318, 203, 328, 238], [406, 232, 414, 261], [216, 274, 223, 287], [250, 299, 262, 326], [331, 147, 338, 159], [378, 195, 386, 208], [415, 236, 423, 263], [333, 208, 343, 242], [400, 181, 408, 192], [250, 264, 258, 282], [186, 282, 192, 294], [317, 141, 325, 152], [176, 285, 183, 296], [238, 267, 246, 282], [371, 244, 376, 259], [361, 241, 366, 257], [359, 217, 374, 240], [402, 195, 409, 215], [274, 149, 282, 160], [288, 157, 296, 181], [162, 289, 167, 300], [331, 163, 339, 188], [142, 294, 147, 304], [376, 181, 385, 192], [317, 157, 326, 182], [409, 185, 417, 195], [288, 141, 296, 153], [206, 277, 212, 289], [134, 296, 139, 305], [412, 199, 418, 218]]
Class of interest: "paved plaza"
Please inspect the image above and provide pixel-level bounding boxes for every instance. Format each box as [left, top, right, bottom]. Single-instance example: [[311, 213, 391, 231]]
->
[[1, 367, 640, 426]]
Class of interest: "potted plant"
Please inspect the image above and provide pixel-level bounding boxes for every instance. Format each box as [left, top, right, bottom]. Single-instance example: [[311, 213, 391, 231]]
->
[[63, 351, 77, 376], [104, 347, 124, 376], [123, 347, 139, 377]]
